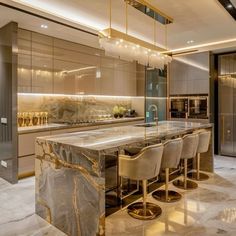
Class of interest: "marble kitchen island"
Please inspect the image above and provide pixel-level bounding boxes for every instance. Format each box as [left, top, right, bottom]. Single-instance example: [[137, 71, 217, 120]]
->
[[35, 121, 213, 236]]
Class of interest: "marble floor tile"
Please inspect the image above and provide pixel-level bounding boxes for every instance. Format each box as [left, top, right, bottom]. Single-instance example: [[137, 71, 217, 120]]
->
[[0, 155, 236, 236], [0, 177, 66, 236]]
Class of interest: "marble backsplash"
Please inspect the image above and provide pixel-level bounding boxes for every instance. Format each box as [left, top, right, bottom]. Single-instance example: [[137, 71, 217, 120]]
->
[[18, 95, 133, 123]]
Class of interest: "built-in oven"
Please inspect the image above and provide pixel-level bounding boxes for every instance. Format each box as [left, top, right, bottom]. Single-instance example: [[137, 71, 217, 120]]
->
[[188, 96, 208, 119], [170, 98, 188, 118]]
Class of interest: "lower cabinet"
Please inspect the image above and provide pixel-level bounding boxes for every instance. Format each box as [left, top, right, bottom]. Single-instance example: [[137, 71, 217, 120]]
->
[[18, 155, 35, 179], [18, 131, 50, 179], [17, 119, 144, 179]]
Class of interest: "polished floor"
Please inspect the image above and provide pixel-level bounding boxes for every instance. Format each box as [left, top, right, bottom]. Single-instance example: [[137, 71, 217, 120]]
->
[[106, 155, 236, 236], [0, 177, 66, 236], [0, 155, 235, 236]]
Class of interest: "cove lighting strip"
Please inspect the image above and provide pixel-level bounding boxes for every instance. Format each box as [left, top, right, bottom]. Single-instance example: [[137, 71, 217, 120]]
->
[[17, 93, 167, 100], [167, 38, 236, 54]]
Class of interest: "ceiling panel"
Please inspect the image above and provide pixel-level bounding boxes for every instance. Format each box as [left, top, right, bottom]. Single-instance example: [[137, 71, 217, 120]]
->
[[0, 0, 236, 52]]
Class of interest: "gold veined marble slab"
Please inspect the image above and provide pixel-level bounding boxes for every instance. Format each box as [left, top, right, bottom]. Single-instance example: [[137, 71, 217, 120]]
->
[[35, 121, 213, 236], [35, 121, 212, 152]]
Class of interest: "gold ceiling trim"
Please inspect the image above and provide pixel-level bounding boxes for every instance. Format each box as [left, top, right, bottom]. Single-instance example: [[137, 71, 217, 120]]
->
[[99, 28, 166, 52]]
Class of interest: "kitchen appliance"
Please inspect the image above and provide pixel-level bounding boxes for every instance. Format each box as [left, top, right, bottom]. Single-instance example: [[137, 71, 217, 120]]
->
[[170, 98, 188, 118], [188, 97, 208, 119]]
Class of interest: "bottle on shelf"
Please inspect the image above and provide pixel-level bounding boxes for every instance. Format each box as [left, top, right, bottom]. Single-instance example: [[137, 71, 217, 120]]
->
[[32, 112, 39, 126], [17, 112, 24, 127]]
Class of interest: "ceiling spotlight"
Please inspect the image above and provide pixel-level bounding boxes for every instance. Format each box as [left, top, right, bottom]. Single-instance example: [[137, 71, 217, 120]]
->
[[187, 40, 194, 44], [41, 24, 48, 29], [227, 4, 233, 9]]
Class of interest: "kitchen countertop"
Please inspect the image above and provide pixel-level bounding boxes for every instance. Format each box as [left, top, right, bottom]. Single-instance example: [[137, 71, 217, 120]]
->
[[37, 121, 212, 152], [18, 117, 144, 134]]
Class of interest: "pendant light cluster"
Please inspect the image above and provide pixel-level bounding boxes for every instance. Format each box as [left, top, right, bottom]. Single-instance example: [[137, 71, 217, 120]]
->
[[99, 0, 173, 69]]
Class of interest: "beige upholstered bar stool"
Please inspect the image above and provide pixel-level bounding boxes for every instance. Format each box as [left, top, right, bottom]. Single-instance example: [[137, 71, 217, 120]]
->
[[152, 138, 183, 203], [119, 143, 164, 220], [173, 133, 199, 190], [188, 130, 211, 181]]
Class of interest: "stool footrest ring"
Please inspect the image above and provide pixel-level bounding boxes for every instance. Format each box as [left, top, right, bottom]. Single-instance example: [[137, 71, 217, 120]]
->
[[127, 202, 162, 220], [152, 189, 182, 203]]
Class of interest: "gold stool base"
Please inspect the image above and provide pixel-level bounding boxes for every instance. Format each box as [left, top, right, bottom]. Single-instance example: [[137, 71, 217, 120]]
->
[[172, 179, 198, 190], [152, 190, 182, 203], [127, 202, 162, 220], [187, 172, 209, 181]]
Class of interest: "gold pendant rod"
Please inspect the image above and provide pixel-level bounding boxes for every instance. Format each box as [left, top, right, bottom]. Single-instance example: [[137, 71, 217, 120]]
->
[[165, 18, 168, 50], [109, 0, 112, 29], [126, 1, 128, 34], [154, 13, 156, 46]]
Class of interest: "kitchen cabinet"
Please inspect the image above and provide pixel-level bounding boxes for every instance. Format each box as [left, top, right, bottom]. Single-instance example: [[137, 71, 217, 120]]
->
[[18, 54, 31, 93], [17, 29, 142, 96], [18, 131, 51, 157], [169, 52, 209, 95], [113, 60, 137, 96], [136, 64, 145, 96], [18, 130, 51, 178], [32, 56, 53, 93], [18, 29, 31, 93], [18, 155, 35, 178], [17, 119, 144, 178]]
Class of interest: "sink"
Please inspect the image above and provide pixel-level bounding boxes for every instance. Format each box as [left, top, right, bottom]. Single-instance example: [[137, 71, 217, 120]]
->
[[135, 123, 156, 127]]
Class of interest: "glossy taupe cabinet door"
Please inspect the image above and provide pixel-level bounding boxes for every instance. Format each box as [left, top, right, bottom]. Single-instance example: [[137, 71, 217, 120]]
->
[[17, 29, 141, 96]]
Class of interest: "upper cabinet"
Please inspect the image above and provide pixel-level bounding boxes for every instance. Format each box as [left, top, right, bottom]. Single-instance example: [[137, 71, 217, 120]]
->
[[18, 29, 142, 96], [169, 52, 210, 95]]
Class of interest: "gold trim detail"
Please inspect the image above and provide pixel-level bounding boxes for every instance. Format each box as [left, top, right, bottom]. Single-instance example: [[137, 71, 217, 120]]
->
[[18, 171, 35, 180], [98, 28, 166, 52]]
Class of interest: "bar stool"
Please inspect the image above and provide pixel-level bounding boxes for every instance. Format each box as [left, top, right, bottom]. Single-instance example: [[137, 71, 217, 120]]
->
[[152, 138, 183, 203], [119, 143, 164, 220], [188, 130, 211, 181], [173, 133, 199, 190]]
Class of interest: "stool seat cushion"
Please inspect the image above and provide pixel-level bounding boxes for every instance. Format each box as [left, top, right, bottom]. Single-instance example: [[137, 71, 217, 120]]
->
[[197, 131, 211, 154], [161, 138, 183, 169], [181, 133, 199, 159], [119, 143, 163, 181]]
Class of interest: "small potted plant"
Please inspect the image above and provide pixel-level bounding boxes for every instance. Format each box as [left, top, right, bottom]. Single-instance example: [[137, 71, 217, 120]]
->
[[112, 106, 120, 118], [118, 106, 126, 118]]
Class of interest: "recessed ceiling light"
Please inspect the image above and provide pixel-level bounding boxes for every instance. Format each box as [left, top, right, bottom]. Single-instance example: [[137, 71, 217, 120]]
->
[[41, 24, 48, 29], [227, 4, 233, 9], [187, 40, 194, 44]]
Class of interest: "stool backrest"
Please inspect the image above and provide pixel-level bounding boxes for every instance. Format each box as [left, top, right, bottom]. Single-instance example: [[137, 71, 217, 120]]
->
[[119, 143, 163, 181], [161, 138, 183, 169], [181, 133, 199, 159], [197, 131, 211, 154]]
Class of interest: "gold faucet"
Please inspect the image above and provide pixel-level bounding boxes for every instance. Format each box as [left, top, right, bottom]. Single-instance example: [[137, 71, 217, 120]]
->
[[148, 104, 158, 126]]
